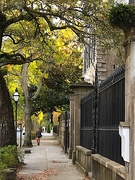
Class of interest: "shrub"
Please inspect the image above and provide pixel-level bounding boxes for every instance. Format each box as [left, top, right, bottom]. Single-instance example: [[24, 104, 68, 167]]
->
[[0, 162, 7, 170], [46, 122, 52, 133], [0, 145, 24, 170]]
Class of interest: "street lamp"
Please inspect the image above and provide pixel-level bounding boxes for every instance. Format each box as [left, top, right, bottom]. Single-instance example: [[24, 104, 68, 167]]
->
[[18, 123, 22, 147], [13, 88, 19, 145]]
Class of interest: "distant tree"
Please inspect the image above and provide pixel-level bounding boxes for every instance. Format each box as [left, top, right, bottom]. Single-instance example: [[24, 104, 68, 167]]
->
[[33, 62, 82, 114]]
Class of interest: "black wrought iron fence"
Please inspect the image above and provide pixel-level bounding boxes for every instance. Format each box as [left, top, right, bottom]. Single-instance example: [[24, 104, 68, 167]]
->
[[80, 91, 94, 149], [80, 66, 125, 165]]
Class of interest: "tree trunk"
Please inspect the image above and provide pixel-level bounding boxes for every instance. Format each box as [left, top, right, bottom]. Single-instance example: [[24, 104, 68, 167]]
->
[[0, 70, 16, 147], [20, 64, 32, 147], [23, 97, 32, 147]]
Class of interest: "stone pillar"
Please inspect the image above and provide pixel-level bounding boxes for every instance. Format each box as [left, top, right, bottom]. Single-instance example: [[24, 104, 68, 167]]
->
[[68, 93, 74, 159], [124, 27, 135, 180], [69, 79, 93, 164]]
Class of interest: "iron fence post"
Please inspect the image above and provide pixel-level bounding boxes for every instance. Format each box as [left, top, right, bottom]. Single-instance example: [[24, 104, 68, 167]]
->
[[92, 65, 98, 154]]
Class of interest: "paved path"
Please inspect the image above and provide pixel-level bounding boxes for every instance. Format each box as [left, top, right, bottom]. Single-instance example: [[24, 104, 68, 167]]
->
[[17, 132, 86, 180]]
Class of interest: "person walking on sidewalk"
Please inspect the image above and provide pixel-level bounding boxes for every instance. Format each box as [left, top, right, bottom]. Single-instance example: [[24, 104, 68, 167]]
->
[[36, 128, 42, 146]]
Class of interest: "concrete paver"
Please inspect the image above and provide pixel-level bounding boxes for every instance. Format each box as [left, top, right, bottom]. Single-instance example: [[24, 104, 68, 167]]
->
[[18, 132, 86, 180]]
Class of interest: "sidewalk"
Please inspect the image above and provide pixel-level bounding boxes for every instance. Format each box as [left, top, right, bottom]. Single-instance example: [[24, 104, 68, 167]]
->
[[16, 132, 87, 180]]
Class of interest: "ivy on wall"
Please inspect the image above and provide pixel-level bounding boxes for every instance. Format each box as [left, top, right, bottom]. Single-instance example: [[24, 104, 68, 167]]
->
[[109, 3, 135, 31]]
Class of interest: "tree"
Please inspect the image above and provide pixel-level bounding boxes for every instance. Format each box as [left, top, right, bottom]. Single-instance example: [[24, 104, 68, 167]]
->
[[33, 63, 82, 114], [32, 28, 82, 114], [5, 27, 82, 146], [0, 70, 16, 146], [0, 0, 124, 147]]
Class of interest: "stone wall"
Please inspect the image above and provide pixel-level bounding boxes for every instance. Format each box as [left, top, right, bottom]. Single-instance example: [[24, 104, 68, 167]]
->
[[75, 146, 91, 176], [83, 47, 120, 85], [89, 154, 125, 180], [74, 146, 126, 180], [58, 119, 65, 149], [97, 50, 119, 83], [69, 80, 93, 163]]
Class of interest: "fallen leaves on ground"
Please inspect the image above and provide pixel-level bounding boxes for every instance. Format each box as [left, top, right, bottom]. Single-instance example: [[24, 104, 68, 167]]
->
[[16, 168, 60, 180]]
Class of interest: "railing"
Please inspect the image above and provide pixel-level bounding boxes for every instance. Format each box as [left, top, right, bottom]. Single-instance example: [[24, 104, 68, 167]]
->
[[80, 91, 94, 150], [80, 66, 125, 165]]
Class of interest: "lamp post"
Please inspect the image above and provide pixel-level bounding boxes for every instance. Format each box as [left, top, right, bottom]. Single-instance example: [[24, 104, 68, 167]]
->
[[13, 88, 19, 145], [19, 123, 22, 147]]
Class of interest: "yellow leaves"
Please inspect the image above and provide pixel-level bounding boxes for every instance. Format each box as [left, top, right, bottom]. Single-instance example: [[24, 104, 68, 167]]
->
[[57, 39, 64, 48], [28, 61, 42, 84], [6, 64, 13, 71], [58, 28, 75, 42], [32, 111, 44, 125], [52, 111, 61, 123], [44, 73, 49, 79], [38, 17, 49, 31], [53, 28, 80, 63], [78, 64, 82, 69], [37, 111, 44, 124], [56, 29, 74, 50]]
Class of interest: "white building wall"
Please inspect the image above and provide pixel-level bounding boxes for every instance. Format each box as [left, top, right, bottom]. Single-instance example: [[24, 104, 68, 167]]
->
[[114, 0, 129, 3]]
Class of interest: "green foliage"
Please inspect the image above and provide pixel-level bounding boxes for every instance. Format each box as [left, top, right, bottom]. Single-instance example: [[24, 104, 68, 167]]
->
[[46, 122, 52, 133], [0, 145, 24, 170], [0, 162, 7, 171], [109, 3, 135, 31], [31, 49, 82, 114]]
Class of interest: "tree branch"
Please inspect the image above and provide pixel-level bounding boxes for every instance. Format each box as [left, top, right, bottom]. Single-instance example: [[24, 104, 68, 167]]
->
[[23, 6, 83, 30], [5, 13, 33, 28], [0, 52, 32, 67], [3, 34, 24, 44]]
